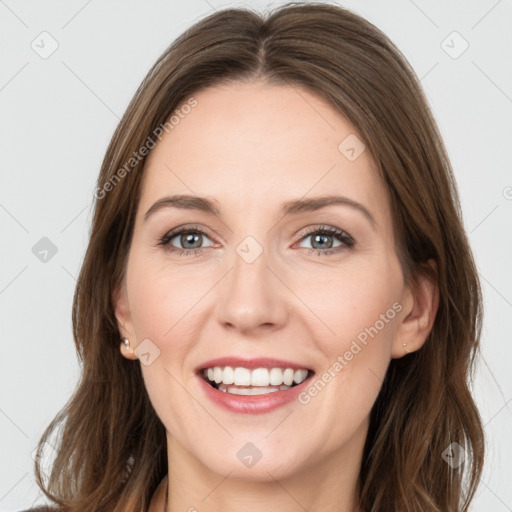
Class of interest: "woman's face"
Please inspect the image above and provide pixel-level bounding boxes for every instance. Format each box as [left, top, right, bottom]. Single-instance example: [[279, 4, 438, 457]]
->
[[114, 81, 425, 482]]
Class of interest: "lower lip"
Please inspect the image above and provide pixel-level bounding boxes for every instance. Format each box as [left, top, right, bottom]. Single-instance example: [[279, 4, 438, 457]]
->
[[196, 373, 314, 414]]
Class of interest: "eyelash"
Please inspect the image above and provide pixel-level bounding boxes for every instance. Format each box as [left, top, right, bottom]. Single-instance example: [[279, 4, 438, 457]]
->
[[156, 224, 355, 257]]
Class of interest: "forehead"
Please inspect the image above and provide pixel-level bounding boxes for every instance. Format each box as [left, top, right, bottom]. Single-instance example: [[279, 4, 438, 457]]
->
[[139, 81, 390, 229]]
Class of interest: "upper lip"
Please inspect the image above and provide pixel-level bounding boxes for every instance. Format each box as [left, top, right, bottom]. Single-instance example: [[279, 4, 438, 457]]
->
[[195, 357, 314, 373]]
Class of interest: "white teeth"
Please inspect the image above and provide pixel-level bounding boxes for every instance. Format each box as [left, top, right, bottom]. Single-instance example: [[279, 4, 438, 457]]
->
[[269, 368, 283, 385], [222, 366, 234, 385], [251, 368, 269, 386], [202, 366, 310, 388], [217, 383, 294, 395], [233, 367, 251, 386], [283, 368, 294, 386], [293, 369, 308, 384]]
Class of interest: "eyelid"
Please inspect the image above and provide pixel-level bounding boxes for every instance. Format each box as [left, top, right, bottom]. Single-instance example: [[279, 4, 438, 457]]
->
[[157, 223, 356, 258], [296, 224, 353, 239], [157, 224, 217, 246], [292, 225, 355, 251], [158, 223, 351, 243]]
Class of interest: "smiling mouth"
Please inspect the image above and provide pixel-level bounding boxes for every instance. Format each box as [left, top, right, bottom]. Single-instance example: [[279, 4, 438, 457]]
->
[[197, 366, 314, 396]]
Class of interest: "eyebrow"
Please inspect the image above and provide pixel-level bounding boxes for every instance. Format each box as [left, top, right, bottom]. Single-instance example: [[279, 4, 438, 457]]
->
[[144, 194, 376, 229]]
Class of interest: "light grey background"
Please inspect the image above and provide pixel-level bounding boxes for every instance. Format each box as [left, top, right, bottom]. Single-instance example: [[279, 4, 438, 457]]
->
[[1, 1, 511, 510]]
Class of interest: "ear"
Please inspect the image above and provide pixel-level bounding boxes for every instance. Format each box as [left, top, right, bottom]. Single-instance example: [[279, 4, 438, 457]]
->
[[113, 280, 138, 360], [391, 259, 439, 359]]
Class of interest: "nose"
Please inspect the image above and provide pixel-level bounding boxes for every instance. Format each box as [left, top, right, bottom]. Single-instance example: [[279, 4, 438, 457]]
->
[[217, 244, 290, 335]]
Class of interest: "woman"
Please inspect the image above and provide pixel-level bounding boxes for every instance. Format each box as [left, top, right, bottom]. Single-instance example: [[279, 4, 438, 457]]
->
[[27, 2, 485, 511]]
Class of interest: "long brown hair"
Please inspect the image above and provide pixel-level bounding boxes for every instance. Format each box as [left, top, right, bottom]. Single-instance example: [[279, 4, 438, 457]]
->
[[33, 3, 485, 511]]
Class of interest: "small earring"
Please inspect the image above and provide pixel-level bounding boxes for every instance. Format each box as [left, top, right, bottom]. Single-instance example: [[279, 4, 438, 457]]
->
[[121, 338, 137, 359], [403, 343, 409, 353]]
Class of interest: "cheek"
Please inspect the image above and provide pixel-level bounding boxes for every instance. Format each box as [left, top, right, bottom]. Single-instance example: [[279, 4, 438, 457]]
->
[[128, 266, 204, 432], [297, 258, 401, 346], [296, 269, 400, 451], [127, 259, 207, 343]]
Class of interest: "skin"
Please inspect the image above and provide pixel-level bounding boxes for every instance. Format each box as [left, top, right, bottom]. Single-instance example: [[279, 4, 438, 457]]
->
[[113, 80, 439, 512]]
